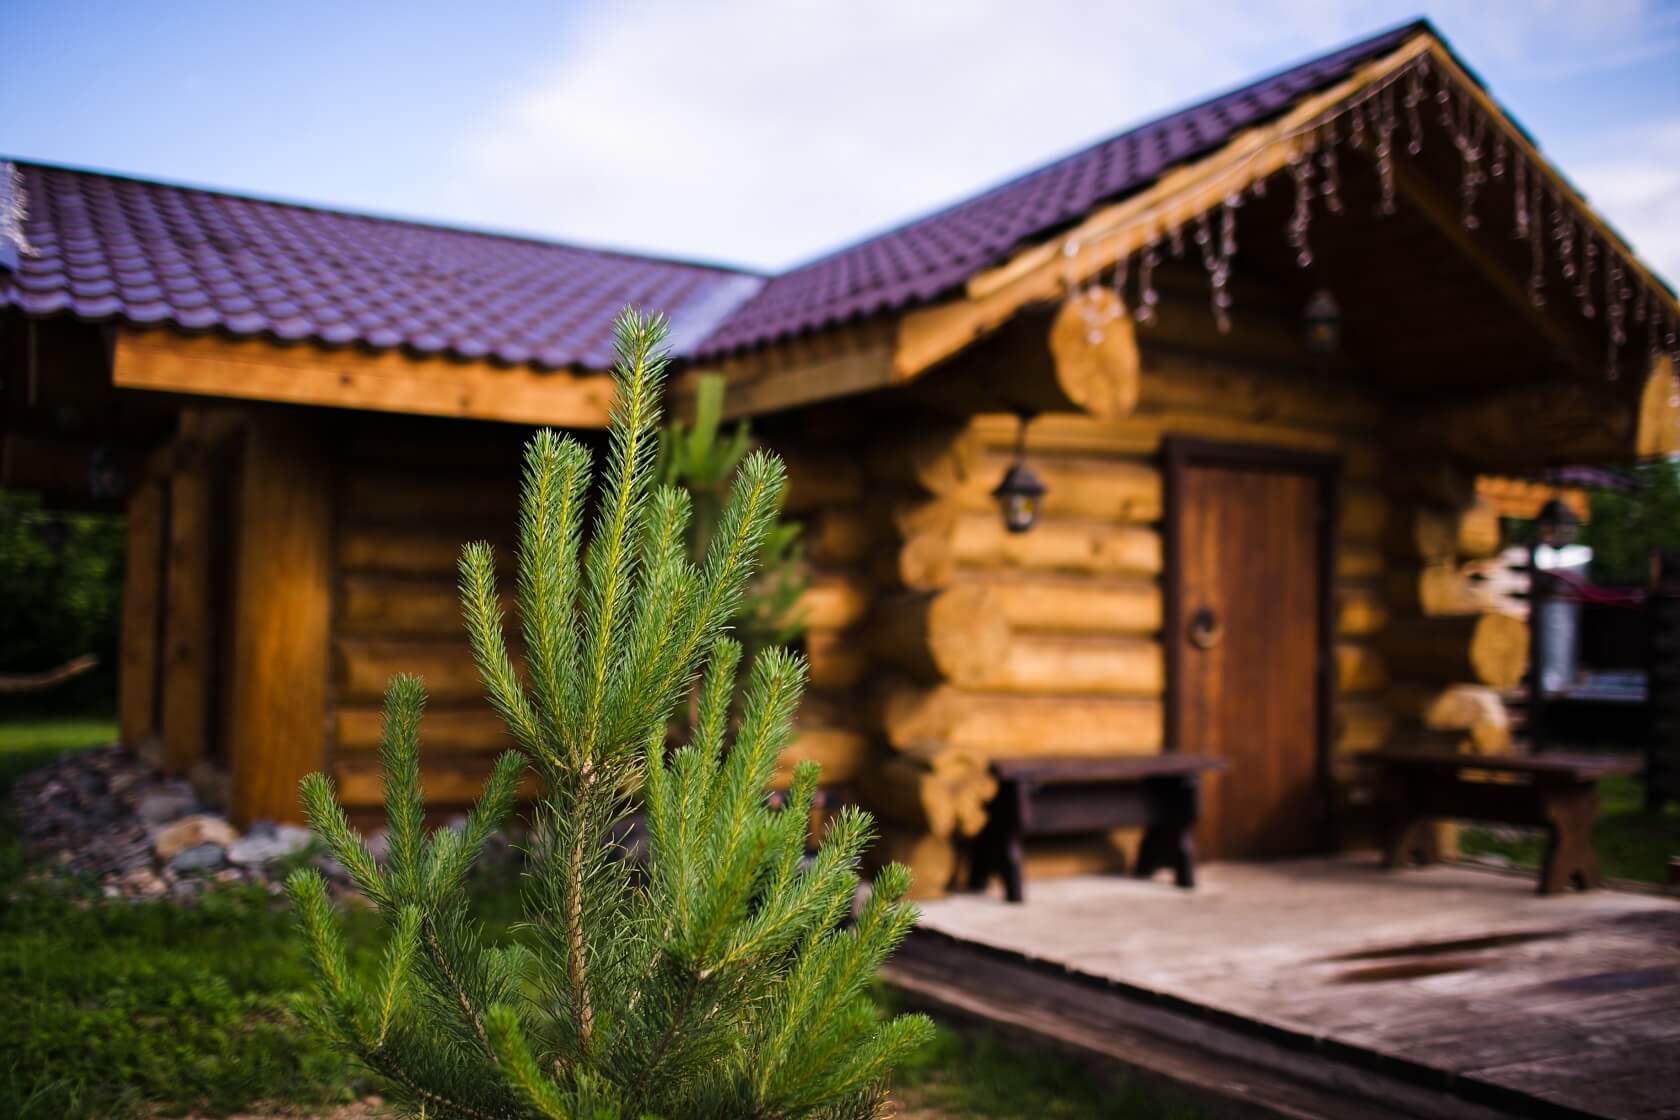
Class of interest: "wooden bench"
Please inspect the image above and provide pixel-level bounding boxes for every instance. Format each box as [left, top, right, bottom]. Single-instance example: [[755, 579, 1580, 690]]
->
[[968, 755, 1227, 902], [1362, 748, 1641, 895]]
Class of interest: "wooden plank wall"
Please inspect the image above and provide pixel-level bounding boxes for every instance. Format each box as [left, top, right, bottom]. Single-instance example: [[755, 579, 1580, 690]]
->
[[322, 423, 872, 815]]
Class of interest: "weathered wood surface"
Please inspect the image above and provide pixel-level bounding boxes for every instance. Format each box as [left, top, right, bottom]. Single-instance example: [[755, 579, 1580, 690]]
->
[[915, 858, 1680, 1120], [228, 410, 333, 825]]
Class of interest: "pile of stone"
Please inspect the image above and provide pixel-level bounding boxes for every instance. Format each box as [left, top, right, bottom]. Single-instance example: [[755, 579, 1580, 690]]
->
[[13, 745, 328, 901]]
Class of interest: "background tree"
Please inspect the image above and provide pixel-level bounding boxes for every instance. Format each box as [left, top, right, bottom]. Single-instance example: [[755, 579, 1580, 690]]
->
[[288, 309, 931, 1120], [0, 493, 124, 716], [657, 371, 807, 661], [1582, 461, 1680, 585]]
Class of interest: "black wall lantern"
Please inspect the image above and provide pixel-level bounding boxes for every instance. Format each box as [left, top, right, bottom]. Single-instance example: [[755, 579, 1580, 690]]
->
[[1303, 288, 1341, 361], [992, 409, 1047, 534], [1534, 497, 1581, 548]]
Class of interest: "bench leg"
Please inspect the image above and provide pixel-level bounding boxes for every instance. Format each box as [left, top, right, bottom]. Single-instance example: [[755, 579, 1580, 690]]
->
[[967, 807, 1026, 902], [1135, 778, 1199, 888], [1381, 816, 1440, 869], [1538, 785, 1601, 895]]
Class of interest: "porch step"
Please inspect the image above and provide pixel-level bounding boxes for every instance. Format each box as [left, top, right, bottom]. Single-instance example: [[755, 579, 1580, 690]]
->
[[885, 928, 1577, 1120]]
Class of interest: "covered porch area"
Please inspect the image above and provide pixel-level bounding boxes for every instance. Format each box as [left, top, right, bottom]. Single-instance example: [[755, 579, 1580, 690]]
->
[[893, 858, 1680, 1119]]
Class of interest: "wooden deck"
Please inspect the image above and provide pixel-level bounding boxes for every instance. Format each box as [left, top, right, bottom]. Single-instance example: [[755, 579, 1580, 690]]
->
[[898, 857, 1680, 1119]]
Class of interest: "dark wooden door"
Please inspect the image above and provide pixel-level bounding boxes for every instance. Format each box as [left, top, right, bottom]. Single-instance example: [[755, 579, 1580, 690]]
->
[[1173, 458, 1327, 860]]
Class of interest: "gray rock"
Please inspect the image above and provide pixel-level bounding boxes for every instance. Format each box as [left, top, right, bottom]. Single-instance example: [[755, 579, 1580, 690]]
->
[[135, 789, 197, 824], [167, 842, 226, 874], [227, 825, 313, 866]]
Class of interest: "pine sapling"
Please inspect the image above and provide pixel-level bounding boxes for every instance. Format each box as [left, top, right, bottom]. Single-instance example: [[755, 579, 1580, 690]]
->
[[287, 307, 932, 1119]]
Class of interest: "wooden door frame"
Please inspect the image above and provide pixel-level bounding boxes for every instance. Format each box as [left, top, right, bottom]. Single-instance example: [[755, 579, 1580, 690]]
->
[[1161, 437, 1342, 852]]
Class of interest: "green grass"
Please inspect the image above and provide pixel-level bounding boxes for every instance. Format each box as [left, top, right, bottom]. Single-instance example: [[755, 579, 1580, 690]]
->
[[0, 718, 116, 786], [1459, 772, 1680, 885], [1, 718, 1187, 1119]]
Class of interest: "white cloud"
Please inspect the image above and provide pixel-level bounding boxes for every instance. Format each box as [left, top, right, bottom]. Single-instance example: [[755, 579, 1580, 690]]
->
[[442, 0, 1677, 274], [1568, 121, 1680, 289]]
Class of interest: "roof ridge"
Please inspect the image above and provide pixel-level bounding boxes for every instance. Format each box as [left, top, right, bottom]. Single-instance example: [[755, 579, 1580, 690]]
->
[[4, 156, 767, 278]]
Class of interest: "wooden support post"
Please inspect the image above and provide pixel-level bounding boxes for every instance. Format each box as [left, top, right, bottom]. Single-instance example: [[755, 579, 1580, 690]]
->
[[228, 408, 333, 825], [160, 422, 214, 775], [118, 478, 167, 757]]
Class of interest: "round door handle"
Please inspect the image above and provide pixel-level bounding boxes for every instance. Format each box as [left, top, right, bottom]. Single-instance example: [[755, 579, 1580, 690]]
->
[[1187, 606, 1223, 650]]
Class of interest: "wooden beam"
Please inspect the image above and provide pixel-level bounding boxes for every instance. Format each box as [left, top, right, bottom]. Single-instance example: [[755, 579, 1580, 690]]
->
[[118, 478, 167, 757], [228, 408, 333, 825], [1404, 356, 1676, 469], [113, 329, 615, 428], [159, 415, 214, 776]]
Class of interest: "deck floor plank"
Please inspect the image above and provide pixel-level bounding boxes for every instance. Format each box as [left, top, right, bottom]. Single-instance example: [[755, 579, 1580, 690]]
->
[[914, 856, 1680, 1119]]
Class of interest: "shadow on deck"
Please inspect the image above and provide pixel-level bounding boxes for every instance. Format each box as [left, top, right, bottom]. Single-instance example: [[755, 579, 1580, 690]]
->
[[889, 857, 1680, 1120]]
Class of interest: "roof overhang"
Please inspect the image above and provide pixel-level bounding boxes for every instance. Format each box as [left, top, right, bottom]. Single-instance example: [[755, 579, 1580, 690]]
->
[[686, 30, 1680, 465]]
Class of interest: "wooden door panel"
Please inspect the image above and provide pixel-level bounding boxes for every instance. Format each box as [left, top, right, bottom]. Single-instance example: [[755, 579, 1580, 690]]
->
[[1176, 462, 1324, 859]]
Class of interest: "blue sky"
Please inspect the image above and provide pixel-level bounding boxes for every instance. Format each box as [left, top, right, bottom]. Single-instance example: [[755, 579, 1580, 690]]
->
[[4, 1, 1679, 281]]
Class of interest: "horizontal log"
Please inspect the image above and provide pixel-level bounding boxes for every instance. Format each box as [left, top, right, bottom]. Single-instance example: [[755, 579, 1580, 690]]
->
[[864, 427, 982, 495], [1455, 498, 1502, 559], [1379, 612, 1528, 689], [1387, 683, 1512, 754], [1385, 563, 1473, 617], [975, 635, 1163, 696], [781, 451, 865, 513], [331, 759, 539, 808], [969, 413, 1382, 477], [339, 576, 485, 637], [1335, 699, 1394, 755], [805, 628, 867, 690], [867, 586, 1011, 686], [878, 683, 1162, 756], [954, 573, 1161, 635], [1383, 461, 1476, 510], [770, 727, 873, 789], [1336, 586, 1389, 637], [341, 470, 514, 526], [951, 513, 1161, 577], [335, 704, 510, 753], [1336, 545, 1383, 581], [869, 826, 958, 901], [1336, 642, 1388, 695], [339, 525, 509, 577], [802, 507, 873, 565], [1338, 486, 1388, 543], [952, 453, 1161, 523], [797, 572, 872, 630], [1383, 505, 1457, 563], [1049, 288, 1143, 419], [1138, 353, 1381, 431], [860, 744, 996, 839], [335, 639, 490, 704]]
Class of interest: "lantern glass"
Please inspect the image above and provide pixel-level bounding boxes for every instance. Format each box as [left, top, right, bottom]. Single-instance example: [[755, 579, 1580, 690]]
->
[[992, 462, 1046, 534], [1535, 498, 1580, 547], [1304, 288, 1341, 357]]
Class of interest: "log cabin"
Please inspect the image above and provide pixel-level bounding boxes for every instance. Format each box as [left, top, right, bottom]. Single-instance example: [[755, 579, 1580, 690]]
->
[[3, 20, 1678, 896]]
